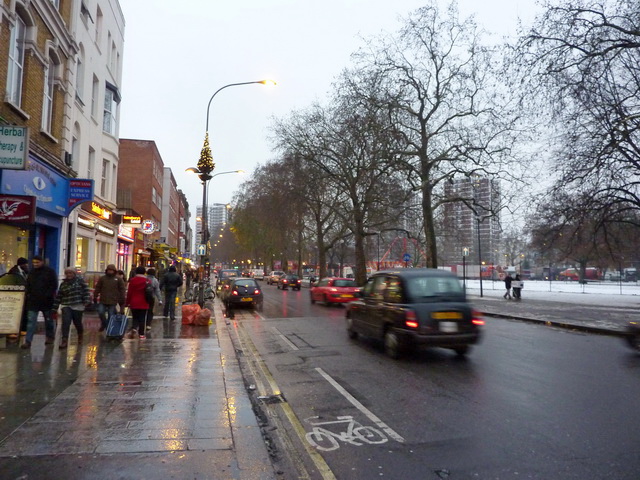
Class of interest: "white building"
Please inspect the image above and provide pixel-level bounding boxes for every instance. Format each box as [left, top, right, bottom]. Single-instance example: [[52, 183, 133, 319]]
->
[[63, 0, 125, 273]]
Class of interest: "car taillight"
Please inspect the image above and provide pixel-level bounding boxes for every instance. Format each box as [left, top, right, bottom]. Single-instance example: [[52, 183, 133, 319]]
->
[[283, 279, 288, 283], [254, 289, 260, 295], [231, 290, 239, 296], [472, 310, 485, 326], [405, 310, 419, 328]]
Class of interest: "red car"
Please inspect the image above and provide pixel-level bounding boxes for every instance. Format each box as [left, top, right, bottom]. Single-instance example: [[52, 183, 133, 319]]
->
[[310, 277, 361, 305]]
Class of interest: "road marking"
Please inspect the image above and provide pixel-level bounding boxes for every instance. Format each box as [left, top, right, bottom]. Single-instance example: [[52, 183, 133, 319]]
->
[[231, 321, 336, 480], [304, 415, 388, 451], [315, 368, 405, 443], [271, 327, 300, 351]]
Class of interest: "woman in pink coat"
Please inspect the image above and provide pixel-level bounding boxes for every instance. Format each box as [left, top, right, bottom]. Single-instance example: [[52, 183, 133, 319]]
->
[[125, 266, 150, 338]]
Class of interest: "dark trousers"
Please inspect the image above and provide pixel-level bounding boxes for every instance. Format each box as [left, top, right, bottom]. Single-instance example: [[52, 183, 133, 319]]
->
[[146, 298, 155, 328], [61, 307, 84, 340], [131, 308, 147, 335], [163, 290, 178, 319], [25, 310, 55, 344]]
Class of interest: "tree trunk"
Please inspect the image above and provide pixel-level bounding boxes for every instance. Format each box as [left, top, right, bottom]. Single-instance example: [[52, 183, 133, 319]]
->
[[422, 182, 438, 268]]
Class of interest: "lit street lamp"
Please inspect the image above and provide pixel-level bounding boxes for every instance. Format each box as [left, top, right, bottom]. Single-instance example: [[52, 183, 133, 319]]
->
[[186, 79, 275, 307]]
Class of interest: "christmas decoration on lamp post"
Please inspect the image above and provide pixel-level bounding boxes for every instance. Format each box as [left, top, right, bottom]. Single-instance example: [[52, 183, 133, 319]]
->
[[185, 79, 274, 307]]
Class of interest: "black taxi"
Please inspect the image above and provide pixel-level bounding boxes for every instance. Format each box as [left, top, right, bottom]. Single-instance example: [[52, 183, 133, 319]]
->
[[345, 269, 484, 358]]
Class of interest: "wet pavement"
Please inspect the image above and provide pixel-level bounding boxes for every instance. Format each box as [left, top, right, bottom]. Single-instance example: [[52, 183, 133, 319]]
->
[[469, 292, 639, 335], [0, 300, 275, 480]]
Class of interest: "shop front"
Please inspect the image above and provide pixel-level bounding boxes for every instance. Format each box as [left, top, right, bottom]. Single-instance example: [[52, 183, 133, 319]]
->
[[0, 195, 35, 275], [75, 201, 117, 273], [0, 155, 73, 273], [117, 224, 134, 273]]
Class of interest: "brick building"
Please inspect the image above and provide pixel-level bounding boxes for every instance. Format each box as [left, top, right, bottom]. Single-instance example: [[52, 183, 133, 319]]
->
[[117, 139, 168, 269], [0, 0, 78, 274]]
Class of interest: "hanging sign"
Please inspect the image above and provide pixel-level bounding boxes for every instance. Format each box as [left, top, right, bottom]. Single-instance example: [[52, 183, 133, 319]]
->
[[141, 219, 157, 234]]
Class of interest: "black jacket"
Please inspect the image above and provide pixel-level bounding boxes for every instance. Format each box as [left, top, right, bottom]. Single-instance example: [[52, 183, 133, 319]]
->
[[160, 271, 183, 292], [26, 265, 58, 310]]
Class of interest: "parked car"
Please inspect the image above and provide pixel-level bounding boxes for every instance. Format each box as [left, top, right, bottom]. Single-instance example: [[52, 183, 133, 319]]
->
[[267, 271, 285, 285], [277, 274, 301, 290], [219, 277, 263, 312], [346, 269, 484, 358], [216, 269, 239, 291], [310, 277, 361, 305]]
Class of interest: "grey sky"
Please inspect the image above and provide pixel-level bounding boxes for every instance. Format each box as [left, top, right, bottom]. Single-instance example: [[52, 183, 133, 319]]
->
[[118, 0, 539, 227]]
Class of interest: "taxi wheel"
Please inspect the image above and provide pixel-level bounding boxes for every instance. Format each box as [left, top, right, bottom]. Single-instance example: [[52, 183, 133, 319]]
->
[[324, 294, 332, 306], [453, 346, 470, 356], [384, 330, 402, 359], [346, 317, 358, 340]]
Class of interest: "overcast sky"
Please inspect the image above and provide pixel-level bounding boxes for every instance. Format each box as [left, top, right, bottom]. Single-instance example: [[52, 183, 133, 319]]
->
[[118, 0, 540, 229]]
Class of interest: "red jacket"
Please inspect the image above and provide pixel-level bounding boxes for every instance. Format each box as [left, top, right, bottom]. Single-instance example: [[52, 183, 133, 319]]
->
[[126, 275, 150, 310]]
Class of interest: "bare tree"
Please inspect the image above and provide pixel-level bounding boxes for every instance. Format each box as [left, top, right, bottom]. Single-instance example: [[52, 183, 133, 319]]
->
[[516, 0, 640, 221], [272, 69, 409, 284], [355, 1, 523, 267]]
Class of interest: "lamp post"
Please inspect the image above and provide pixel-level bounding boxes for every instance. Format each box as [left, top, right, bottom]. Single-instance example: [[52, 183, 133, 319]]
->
[[186, 79, 275, 307]]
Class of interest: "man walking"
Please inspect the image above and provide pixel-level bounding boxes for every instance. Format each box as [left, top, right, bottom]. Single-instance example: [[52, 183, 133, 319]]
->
[[22, 255, 58, 349], [160, 265, 183, 320], [503, 272, 513, 300], [94, 264, 126, 332]]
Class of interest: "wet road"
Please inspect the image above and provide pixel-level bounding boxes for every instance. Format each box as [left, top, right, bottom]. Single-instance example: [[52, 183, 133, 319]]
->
[[232, 283, 640, 479]]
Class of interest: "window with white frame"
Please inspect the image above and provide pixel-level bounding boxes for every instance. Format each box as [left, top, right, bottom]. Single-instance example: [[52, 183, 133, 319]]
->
[[71, 124, 80, 170], [103, 84, 120, 135], [88, 147, 95, 179], [50, 0, 60, 9], [42, 58, 55, 133], [91, 75, 99, 117], [76, 48, 85, 100], [7, 15, 26, 107], [95, 7, 103, 44], [100, 159, 109, 197]]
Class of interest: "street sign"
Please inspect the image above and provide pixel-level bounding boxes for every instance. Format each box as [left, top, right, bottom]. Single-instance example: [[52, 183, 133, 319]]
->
[[402, 253, 411, 262], [196, 244, 207, 256], [463, 247, 470, 257]]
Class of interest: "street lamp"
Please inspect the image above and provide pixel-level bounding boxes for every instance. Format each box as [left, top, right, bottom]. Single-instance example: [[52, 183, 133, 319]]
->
[[186, 79, 274, 306]]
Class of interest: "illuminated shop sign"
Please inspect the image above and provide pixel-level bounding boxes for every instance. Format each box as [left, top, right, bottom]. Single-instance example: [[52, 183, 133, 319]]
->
[[97, 224, 115, 236], [91, 202, 112, 220], [122, 215, 142, 225], [118, 224, 134, 242], [78, 216, 95, 229]]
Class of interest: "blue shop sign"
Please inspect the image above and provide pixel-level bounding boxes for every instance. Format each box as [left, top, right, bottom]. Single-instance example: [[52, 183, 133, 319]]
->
[[1, 155, 69, 216]]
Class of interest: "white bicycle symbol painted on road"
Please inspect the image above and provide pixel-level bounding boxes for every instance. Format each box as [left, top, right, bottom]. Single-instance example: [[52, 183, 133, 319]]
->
[[304, 415, 388, 451]]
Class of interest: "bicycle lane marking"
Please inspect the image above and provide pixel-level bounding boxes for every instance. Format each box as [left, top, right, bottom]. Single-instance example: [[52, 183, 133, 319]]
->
[[315, 367, 405, 444]]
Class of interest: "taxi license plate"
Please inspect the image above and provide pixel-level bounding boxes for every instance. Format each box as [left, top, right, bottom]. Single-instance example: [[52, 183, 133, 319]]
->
[[439, 322, 458, 333], [241, 297, 253, 302], [340, 294, 353, 298], [432, 312, 463, 320]]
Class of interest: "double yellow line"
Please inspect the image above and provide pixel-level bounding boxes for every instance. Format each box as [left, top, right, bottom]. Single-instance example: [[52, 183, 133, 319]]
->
[[232, 319, 337, 480]]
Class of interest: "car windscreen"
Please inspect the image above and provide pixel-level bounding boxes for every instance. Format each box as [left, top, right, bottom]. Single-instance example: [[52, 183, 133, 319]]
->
[[333, 279, 357, 287], [405, 276, 464, 299]]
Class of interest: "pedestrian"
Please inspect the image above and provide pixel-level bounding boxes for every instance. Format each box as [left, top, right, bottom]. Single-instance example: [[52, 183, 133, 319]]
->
[[8, 257, 29, 337], [52, 268, 90, 349], [94, 264, 126, 332], [22, 255, 59, 349], [145, 267, 162, 331], [125, 266, 150, 339], [116, 269, 127, 283], [512, 274, 523, 300], [503, 272, 513, 300], [159, 265, 183, 320]]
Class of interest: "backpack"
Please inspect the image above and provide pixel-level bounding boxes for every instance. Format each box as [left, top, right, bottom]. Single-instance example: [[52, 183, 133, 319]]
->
[[144, 279, 154, 304]]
